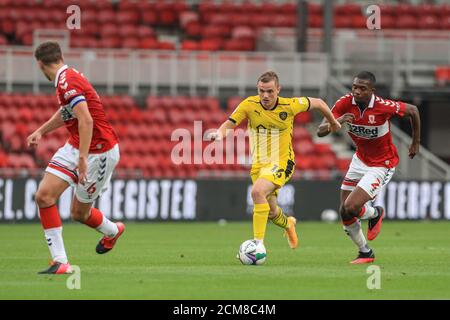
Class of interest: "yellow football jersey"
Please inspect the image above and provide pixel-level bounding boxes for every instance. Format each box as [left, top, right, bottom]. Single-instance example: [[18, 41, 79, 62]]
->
[[229, 95, 310, 167]]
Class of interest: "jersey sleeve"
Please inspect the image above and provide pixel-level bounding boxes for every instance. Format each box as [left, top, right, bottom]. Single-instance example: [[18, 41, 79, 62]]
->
[[59, 75, 87, 110], [331, 95, 349, 118], [228, 99, 249, 126], [291, 97, 310, 115], [388, 100, 407, 118]]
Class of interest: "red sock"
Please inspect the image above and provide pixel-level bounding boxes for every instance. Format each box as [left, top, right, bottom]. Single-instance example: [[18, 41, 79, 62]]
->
[[85, 207, 104, 228], [358, 206, 366, 218], [342, 217, 357, 226], [39, 205, 62, 229]]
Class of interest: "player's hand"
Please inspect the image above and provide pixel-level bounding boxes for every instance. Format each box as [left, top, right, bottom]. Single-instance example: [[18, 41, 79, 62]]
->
[[78, 156, 88, 185], [408, 143, 420, 159], [26, 131, 42, 148], [329, 120, 342, 132], [337, 113, 355, 124], [208, 131, 222, 141]]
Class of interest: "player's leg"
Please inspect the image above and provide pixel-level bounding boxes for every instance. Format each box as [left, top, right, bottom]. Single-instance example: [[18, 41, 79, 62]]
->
[[267, 194, 298, 249], [71, 197, 124, 254], [251, 177, 278, 243], [340, 188, 374, 263], [35, 172, 72, 274], [355, 167, 395, 240], [267, 194, 287, 227], [73, 144, 124, 254], [339, 155, 374, 264]]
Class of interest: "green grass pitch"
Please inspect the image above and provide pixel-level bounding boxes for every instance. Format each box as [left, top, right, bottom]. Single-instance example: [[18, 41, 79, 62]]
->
[[0, 221, 449, 299]]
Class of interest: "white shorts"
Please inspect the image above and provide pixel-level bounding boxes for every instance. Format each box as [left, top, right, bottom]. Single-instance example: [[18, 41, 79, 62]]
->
[[341, 154, 395, 199], [46, 143, 120, 203]]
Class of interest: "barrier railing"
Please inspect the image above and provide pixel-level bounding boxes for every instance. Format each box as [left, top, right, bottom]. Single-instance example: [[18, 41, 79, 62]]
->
[[0, 46, 328, 96]]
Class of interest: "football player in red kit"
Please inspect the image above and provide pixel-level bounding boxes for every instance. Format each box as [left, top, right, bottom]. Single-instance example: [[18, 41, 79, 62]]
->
[[28, 42, 125, 274], [317, 71, 421, 264]]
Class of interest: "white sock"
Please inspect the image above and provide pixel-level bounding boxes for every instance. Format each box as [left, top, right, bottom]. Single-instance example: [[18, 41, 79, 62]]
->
[[44, 227, 68, 264], [97, 217, 119, 238], [343, 220, 370, 253], [359, 203, 378, 220], [254, 239, 264, 245]]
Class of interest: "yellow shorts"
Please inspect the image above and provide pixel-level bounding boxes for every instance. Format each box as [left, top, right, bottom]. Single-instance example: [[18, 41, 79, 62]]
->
[[250, 159, 295, 197]]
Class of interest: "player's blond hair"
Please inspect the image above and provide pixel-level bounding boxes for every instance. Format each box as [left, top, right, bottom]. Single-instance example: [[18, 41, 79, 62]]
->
[[257, 71, 280, 87], [34, 41, 63, 65]]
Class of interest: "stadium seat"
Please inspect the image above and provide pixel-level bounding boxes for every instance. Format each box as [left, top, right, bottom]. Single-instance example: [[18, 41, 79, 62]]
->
[[435, 66, 450, 86]]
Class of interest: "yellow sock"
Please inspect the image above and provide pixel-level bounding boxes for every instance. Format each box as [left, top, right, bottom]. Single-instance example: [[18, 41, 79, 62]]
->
[[270, 206, 289, 229], [253, 203, 270, 241]]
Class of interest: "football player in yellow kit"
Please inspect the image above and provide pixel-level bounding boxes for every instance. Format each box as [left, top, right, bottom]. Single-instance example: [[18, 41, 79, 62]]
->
[[210, 71, 341, 249]]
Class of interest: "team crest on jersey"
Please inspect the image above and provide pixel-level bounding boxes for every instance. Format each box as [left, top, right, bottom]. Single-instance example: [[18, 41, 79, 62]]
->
[[279, 112, 287, 120], [368, 115, 376, 124]]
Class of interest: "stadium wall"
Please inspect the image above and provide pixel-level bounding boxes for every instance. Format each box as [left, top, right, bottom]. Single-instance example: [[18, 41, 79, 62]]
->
[[0, 178, 450, 222]]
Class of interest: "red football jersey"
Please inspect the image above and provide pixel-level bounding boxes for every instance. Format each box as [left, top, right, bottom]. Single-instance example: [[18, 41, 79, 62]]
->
[[331, 94, 406, 168], [55, 65, 118, 153]]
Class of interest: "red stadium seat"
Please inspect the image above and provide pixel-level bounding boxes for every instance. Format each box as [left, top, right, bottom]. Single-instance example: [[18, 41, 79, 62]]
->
[[351, 15, 367, 29], [232, 26, 255, 40], [223, 39, 254, 51], [395, 4, 417, 17], [119, 24, 138, 38], [419, 15, 440, 30], [337, 158, 352, 172], [159, 10, 177, 26], [116, 10, 140, 25], [199, 39, 223, 51], [141, 10, 158, 25], [139, 38, 159, 49], [98, 10, 115, 24], [395, 16, 418, 29], [181, 40, 199, 51], [137, 25, 155, 39], [122, 38, 140, 49], [100, 23, 119, 38], [185, 21, 202, 37], [158, 41, 176, 50], [435, 66, 450, 86], [99, 37, 121, 49]]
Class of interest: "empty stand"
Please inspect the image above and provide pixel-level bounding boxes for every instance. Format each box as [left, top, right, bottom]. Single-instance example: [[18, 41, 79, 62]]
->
[[0, 93, 344, 178], [2, 1, 448, 50]]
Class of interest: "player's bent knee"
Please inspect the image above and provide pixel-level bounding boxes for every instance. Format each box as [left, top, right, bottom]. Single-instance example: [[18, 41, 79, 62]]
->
[[34, 189, 57, 208], [343, 201, 360, 217], [251, 188, 267, 202]]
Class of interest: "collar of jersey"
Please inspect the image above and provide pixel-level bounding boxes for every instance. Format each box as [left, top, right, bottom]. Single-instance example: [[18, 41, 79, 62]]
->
[[351, 94, 375, 108], [54, 64, 69, 87], [260, 97, 279, 111]]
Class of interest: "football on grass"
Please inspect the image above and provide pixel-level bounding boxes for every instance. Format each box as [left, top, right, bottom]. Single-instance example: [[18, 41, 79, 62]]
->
[[237, 240, 266, 265]]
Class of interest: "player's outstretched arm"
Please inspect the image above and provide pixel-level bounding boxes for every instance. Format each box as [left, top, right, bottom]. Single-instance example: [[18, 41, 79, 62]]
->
[[317, 113, 355, 137], [209, 120, 236, 141], [403, 103, 421, 159], [309, 98, 341, 134], [26, 109, 65, 147]]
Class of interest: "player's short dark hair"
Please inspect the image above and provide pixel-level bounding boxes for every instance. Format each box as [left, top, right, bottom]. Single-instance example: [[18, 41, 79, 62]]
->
[[356, 71, 376, 85], [34, 41, 63, 65], [257, 71, 279, 87]]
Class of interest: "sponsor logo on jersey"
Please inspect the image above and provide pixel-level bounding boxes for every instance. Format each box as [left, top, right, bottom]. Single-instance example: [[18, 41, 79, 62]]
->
[[347, 121, 389, 139], [64, 89, 78, 100]]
